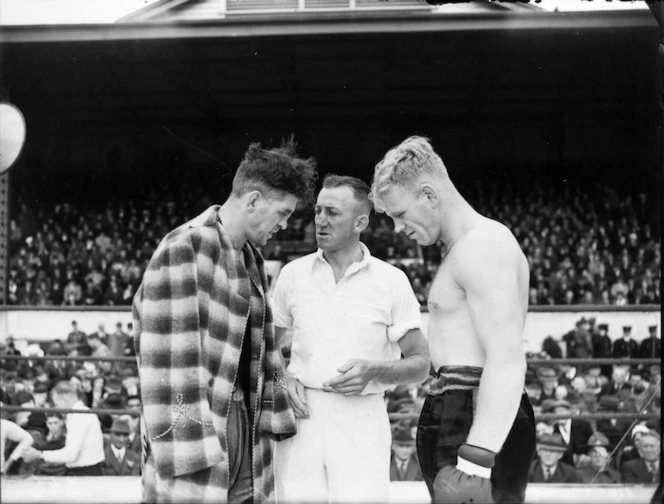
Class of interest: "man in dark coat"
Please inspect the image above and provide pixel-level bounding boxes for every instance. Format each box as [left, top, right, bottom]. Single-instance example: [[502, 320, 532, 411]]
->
[[529, 433, 579, 483], [613, 326, 638, 358], [563, 318, 593, 359], [599, 363, 633, 399], [592, 323, 613, 378], [66, 320, 88, 354], [544, 399, 593, 467], [576, 432, 621, 484], [596, 395, 633, 449], [621, 430, 661, 484], [102, 418, 141, 476], [389, 427, 423, 482], [639, 325, 661, 359]]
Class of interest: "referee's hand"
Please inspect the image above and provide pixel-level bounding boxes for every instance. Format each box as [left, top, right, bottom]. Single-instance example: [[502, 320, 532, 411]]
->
[[323, 359, 376, 396]]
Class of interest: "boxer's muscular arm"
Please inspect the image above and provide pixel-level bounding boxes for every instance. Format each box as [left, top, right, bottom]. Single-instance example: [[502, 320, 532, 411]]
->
[[323, 329, 429, 395], [456, 232, 528, 454]]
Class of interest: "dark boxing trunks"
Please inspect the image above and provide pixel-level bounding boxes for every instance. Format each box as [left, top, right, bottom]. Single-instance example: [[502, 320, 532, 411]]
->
[[416, 366, 536, 503]]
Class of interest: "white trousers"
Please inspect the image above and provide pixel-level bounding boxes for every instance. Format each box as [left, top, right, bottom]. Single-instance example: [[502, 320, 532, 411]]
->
[[275, 389, 391, 503]]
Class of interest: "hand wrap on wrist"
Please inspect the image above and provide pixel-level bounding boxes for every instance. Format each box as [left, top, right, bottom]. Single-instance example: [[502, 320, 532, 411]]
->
[[456, 444, 496, 479]]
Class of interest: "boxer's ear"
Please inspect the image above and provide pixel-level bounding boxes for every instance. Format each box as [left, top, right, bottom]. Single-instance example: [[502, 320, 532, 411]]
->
[[246, 190, 262, 212], [420, 183, 439, 208]]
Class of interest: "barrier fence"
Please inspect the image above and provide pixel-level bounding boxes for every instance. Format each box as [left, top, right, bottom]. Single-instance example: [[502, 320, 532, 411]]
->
[[2, 355, 660, 365], [1, 405, 656, 424]]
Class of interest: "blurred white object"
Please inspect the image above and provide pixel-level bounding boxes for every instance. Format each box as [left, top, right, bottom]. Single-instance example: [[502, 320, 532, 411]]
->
[[25, 343, 43, 357], [0, 102, 26, 173]]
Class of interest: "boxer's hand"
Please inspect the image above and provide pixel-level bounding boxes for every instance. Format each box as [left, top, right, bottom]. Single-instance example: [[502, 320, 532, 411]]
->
[[433, 444, 495, 504], [322, 359, 376, 396], [285, 375, 309, 419]]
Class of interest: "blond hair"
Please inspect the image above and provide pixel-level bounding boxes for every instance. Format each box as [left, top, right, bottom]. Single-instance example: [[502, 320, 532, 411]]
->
[[370, 136, 448, 212]]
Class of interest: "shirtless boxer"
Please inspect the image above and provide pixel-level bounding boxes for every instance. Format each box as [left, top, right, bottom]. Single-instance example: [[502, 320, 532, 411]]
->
[[371, 136, 536, 503]]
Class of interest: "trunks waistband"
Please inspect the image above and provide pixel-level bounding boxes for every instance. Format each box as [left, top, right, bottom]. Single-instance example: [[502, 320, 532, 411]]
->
[[428, 366, 483, 396]]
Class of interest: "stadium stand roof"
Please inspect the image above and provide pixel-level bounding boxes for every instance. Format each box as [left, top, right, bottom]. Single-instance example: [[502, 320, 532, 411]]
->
[[0, 0, 653, 42]]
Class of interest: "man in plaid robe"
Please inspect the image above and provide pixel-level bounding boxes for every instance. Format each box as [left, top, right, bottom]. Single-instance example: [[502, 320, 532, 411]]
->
[[133, 139, 317, 503]]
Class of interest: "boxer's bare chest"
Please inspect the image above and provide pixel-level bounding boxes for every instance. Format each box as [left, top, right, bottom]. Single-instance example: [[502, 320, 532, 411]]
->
[[426, 245, 483, 367], [427, 247, 464, 317]]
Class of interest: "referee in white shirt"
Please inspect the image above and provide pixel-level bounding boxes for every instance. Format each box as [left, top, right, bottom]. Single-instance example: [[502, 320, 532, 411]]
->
[[22, 381, 105, 475], [272, 174, 430, 503]]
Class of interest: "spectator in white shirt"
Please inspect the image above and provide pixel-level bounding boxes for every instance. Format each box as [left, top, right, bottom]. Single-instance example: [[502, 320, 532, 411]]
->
[[21, 381, 105, 475], [272, 175, 429, 503]]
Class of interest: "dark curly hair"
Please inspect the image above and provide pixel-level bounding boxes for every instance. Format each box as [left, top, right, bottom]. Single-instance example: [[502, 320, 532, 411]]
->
[[232, 136, 318, 208]]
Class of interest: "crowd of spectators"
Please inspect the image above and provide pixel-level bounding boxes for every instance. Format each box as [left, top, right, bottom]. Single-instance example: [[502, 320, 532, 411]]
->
[[0, 320, 141, 477], [8, 173, 660, 307], [0, 313, 660, 483]]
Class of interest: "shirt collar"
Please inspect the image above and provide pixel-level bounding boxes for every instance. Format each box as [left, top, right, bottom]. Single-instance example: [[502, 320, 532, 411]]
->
[[110, 444, 125, 459], [314, 242, 371, 274]]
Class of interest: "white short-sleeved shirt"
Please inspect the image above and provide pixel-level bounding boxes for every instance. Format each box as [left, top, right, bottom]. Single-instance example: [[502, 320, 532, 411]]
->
[[41, 401, 105, 468], [271, 243, 422, 395]]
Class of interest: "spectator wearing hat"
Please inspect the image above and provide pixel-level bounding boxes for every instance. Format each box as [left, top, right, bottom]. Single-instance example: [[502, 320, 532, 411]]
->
[[107, 322, 127, 374], [576, 432, 621, 484], [613, 326, 638, 359], [596, 395, 632, 449], [102, 375, 125, 398], [619, 424, 652, 470], [32, 381, 50, 409], [626, 378, 654, 416], [541, 336, 563, 359], [123, 322, 135, 357], [592, 323, 613, 378], [389, 427, 422, 482], [4, 338, 21, 357], [536, 367, 559, 406], [102, 418, 140, 476], [529, 433, 579, 483], [621, 430, 661, 484], [563, 318, 593, 359], [98, 393, 126, 434], [639, 325, 661, 359], [566, 376, 597, 414], [599, 363, 633, 400], [543, 399, 593, 467], [66, 320, 89, 355], [583, 366, 608, 395]]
